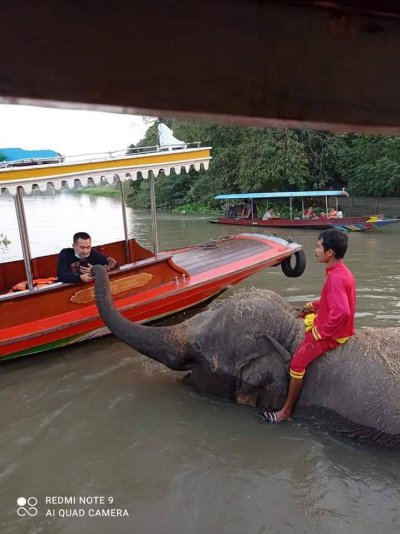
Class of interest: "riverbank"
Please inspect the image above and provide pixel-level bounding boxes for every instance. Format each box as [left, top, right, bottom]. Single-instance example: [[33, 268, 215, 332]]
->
[[73, 186, 120, 198]]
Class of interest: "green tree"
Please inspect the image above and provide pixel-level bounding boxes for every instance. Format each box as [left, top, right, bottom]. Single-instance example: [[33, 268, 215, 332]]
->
[[235, 128, 309, 192], [340, 135, 400, 196], [295, 130, 347, 189]]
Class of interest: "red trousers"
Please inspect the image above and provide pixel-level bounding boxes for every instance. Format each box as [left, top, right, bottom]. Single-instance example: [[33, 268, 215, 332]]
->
[[289, 331, 339, 379]]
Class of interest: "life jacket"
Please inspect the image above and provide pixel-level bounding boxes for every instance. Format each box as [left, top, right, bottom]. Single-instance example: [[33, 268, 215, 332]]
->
[[9, 277, 58, 292]]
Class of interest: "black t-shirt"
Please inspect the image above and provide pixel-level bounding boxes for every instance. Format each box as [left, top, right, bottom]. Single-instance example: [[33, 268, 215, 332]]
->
[[57, 248, 110, 283]]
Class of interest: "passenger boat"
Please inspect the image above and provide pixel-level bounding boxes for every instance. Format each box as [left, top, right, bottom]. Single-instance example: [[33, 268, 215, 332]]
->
[[211, 191, 400, 232], [0, 136, 305, 360]]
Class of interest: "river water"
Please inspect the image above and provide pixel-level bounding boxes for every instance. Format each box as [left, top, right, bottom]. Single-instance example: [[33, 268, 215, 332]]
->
[[1, 192, 400, 534]]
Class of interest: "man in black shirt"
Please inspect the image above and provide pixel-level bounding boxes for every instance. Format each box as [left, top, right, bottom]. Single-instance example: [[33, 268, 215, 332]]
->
[[57, 232, 118, 283]]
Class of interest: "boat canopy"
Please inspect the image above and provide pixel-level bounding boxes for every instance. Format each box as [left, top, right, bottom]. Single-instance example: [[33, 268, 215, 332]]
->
[[0, 146, 211, 196], [0, 147, 61, 163], [215, 190, 349, 200]]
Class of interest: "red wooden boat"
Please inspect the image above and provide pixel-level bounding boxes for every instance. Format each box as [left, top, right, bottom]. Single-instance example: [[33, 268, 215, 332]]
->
[[212, 191, 400, 232], [0, 142, 306, 360]]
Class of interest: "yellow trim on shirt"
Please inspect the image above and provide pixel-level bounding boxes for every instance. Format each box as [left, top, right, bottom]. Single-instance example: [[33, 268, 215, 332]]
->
[[335, 336, 349, 344], [311, 326, 321, 340]]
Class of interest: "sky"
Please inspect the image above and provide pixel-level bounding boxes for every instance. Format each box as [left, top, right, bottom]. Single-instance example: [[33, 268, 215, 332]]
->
[[0, 105, 151, 156]]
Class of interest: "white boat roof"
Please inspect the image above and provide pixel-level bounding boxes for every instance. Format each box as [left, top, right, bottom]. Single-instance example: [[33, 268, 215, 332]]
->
[[0, 145, 211, 196]]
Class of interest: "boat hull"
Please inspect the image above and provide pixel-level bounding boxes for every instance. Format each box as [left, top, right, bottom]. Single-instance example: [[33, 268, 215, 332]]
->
[[0, 234, 302, 360], [210, 216, 400, 231]]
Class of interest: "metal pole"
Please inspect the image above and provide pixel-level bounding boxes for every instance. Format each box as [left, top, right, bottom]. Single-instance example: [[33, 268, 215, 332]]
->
[[289, 197, 293, 220], [149, 171, 159, 257], [301, 199, 304, 215], [117, 176, 131, 263], [325, 196, 329, 215], [14, 186, 34, 292]]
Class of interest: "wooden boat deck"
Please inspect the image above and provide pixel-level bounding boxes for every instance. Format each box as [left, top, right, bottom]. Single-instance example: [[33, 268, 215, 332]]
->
[[173, 237, 272, 275]]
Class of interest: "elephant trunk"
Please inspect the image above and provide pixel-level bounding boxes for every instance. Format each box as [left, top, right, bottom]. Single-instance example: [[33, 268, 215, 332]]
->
[[93, 265, 192, 371]]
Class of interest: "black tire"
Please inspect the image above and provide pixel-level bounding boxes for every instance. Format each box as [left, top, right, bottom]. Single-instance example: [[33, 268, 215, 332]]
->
[[280, 250, 306, 278]]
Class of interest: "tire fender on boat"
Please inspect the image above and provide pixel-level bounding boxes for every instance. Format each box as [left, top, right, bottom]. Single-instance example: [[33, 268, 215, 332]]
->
[[280, 250, 306, 278]]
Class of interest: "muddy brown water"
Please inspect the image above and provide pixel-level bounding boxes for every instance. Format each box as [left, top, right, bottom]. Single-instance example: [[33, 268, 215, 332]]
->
[[1, 192, 400, 533]]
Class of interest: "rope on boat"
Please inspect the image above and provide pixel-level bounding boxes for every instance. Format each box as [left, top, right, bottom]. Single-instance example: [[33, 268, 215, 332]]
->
[[199, 233, 236, 249]]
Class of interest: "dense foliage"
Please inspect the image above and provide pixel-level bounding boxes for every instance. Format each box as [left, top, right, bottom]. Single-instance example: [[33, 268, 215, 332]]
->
[[127, 120, 400, 210], [340, 135, 400, 197]]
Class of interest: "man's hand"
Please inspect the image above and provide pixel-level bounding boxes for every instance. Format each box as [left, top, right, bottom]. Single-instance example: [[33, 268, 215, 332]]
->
[[80, 272, 93, 283], [80, 263, 93, 274]]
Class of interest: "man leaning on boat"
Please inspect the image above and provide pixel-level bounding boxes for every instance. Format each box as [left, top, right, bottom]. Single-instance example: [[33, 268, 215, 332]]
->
[[57, 232, 118, 284]]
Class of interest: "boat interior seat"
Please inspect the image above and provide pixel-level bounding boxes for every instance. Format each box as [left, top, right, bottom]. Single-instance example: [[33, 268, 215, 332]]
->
[[0, 281, 65, 300], [0, 254, 60, 294]]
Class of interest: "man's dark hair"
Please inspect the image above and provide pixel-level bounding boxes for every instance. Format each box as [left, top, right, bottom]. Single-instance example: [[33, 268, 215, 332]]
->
[[73, 232, 91, 243], [318, 229, 348, 259]]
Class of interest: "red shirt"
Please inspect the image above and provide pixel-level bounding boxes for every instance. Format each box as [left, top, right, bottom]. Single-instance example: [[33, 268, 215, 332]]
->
[[309, 260, 355, 341]]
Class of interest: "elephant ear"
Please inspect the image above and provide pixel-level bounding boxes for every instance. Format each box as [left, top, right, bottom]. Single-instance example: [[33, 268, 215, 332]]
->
[[185, 333, 290, 407], [235, 334, 290, 409]]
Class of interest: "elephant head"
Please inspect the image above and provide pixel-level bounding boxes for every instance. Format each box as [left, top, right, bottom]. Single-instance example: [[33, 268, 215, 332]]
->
[[93, 265, 303, 409]]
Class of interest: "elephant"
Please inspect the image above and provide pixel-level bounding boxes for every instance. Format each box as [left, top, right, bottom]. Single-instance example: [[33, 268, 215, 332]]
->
[[93, 265, 400, 447]]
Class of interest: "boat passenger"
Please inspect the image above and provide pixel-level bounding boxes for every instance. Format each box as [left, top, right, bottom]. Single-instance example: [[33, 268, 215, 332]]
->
[[235, 204, 244, 218], [328, 207, 337, 218], [319, 211, 327, 220], [232, 204, 245, 218], [260, 229, 356, 424], [57, 232, 118, 284], [303, 207, 317, 219], [242, 199, 258, 219], [336, 205, 343, 218], [241, 199, 252, 218], [262, 207, 280, 220]]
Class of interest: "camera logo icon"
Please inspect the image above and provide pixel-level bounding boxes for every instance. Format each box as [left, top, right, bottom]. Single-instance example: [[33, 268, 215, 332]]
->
[[17, 497, 38, 517]]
